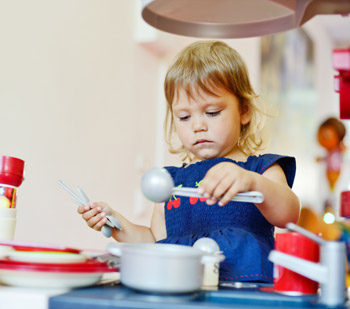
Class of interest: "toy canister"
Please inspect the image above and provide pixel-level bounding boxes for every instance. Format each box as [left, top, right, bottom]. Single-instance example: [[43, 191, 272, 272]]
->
[[0, 156, 25, 209]]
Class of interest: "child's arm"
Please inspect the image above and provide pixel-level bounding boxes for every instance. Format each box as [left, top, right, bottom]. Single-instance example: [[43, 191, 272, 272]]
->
[[150, 203, 167, 241], [198, 162, 300, 228], [77, 202, 166, 242]]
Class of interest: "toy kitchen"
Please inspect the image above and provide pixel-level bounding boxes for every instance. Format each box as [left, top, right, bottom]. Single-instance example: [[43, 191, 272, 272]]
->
[[1, 0, 350, 308]]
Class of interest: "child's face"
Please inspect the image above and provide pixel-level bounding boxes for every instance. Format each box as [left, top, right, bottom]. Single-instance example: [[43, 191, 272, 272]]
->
[[172, 87, 250, 160]]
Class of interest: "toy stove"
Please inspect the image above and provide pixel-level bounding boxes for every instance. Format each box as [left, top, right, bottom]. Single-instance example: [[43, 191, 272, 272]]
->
[[48, 282, 349, 309]]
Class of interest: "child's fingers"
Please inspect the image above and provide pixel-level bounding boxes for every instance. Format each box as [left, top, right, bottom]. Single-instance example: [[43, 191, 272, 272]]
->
[[211, 175, 234, 199], [77, 204, 91, 214], [77, 205, 85, 214], [82, 207, 101, 221], [200, 174, 229, 202], [101, 206, 111, 216], [90, 202, 111, 215], [88, 202, 103, 210], [199, 174, 221, 197], [91, 214, 108, 231], [78, 202, 100, 215], [218, 184, 243, 206], [206, 196, 218, 206], [199, 163, 231, 196], [86, 212, 107, 230]]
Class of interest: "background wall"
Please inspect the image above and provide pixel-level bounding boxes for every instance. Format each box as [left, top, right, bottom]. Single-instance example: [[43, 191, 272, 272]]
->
[[0, 0, 160, 250], [0, 0, 347, 250]]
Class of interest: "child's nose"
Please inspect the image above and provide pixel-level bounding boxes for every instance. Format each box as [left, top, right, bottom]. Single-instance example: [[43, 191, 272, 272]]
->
[[192, 116, 207, 132]]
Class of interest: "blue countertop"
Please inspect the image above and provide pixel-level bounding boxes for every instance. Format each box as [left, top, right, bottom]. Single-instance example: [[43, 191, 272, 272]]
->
[[48, 283, 349, 309]]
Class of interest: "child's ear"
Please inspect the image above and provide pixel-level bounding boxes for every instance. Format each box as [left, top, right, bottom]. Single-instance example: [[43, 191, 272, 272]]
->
[[240, 102, 251, 125]]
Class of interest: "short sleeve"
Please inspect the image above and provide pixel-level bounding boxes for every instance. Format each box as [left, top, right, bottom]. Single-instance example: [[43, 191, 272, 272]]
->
[[256, 154, 296, 188]]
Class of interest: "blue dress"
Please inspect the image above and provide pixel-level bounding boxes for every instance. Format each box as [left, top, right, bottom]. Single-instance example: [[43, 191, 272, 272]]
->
[[157, 154, 296, 283]]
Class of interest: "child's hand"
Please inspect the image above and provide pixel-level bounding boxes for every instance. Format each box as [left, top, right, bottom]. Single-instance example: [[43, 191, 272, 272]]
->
[[77, 202, 112, 231], [198, 162, 254, 206]]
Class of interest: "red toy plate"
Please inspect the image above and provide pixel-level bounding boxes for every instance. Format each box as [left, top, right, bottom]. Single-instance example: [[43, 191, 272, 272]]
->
[[0, 240, 81, 254], [0, 258, 117, 273]]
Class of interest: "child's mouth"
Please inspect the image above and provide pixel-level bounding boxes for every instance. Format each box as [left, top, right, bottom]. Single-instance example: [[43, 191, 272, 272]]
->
[[194, 139, 212, 145]]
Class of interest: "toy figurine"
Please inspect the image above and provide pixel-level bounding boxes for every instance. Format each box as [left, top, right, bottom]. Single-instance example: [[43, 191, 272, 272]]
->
[[316, 117, 346, 191]]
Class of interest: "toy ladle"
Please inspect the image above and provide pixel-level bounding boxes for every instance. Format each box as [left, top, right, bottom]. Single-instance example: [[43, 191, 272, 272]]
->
[[141, 167, 264, 204]]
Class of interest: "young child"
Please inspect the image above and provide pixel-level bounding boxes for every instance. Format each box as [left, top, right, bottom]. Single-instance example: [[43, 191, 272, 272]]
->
[[78, 41, 300, 283]]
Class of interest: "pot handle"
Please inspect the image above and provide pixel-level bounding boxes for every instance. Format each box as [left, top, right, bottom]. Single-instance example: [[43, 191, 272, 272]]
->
[[201, 253, 225, 265], [106, 242, 124, 257]]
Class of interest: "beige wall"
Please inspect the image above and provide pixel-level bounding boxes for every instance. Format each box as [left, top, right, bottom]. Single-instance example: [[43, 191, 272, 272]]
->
[[0, 0, 160, 250], [0, 1, 345, 250]]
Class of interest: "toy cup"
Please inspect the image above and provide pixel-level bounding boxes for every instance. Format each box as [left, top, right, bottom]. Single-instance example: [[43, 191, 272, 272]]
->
[[0, 208, 17, 240], [0, 208, 17, 256], [274, 232, 320, 294]]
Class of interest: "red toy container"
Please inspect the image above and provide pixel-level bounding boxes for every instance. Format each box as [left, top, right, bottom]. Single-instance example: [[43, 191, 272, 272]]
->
[[0, 156, 25, 209], [274, 232, 320, 295], [0, 156, 25, 187]]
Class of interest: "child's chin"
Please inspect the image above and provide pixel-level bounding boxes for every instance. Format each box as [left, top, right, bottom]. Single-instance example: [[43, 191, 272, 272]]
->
[[194, 152, 218, 161]]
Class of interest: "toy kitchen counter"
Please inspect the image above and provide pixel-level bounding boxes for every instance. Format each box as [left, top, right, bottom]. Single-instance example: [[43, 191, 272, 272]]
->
[[48, 283, 350, 309]]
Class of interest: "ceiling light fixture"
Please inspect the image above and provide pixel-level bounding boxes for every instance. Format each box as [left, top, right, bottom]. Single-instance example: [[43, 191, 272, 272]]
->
[[141, 0, 350, 39]]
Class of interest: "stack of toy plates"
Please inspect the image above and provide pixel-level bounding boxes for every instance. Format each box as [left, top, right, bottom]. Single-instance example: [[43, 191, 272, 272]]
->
[[0, 241, 117, 289]]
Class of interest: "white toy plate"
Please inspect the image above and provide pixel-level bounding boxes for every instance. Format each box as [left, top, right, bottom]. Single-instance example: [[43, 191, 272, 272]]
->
[[0, 258, 118, 288], [7, 251, 88, 264], [0, 269, 104, 289]]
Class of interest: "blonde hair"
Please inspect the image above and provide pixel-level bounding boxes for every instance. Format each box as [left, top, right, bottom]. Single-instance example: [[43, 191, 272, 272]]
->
[[164, 40, 266, 162]]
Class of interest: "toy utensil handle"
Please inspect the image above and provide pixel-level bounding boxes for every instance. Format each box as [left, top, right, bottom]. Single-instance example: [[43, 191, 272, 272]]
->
[[286, 222, 326, 246], [172, 187, 264, 204], [101, 217, 123, 237], [58, 180, 86, 205], [58, 180, 118, 238], [101, 225, 112, 238]]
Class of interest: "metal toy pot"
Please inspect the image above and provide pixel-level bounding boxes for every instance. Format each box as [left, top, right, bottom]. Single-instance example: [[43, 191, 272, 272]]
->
[[107, 242, 224, 294]]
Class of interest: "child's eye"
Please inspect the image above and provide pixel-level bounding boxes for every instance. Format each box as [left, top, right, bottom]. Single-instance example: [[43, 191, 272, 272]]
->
[[206, 111, 221, 117], [179, 115, 190, 121]]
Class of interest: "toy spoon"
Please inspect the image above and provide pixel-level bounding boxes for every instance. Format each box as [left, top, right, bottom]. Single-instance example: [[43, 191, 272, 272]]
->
[[140, 167, 264, 204]]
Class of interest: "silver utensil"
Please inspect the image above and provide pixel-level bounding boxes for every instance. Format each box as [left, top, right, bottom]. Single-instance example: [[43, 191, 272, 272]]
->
[[58, 180, 122, 237], [141, 167, 264, 204]]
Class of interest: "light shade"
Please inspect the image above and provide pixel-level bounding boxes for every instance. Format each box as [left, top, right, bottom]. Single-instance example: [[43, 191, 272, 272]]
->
[[142, 0, 350, 39]]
